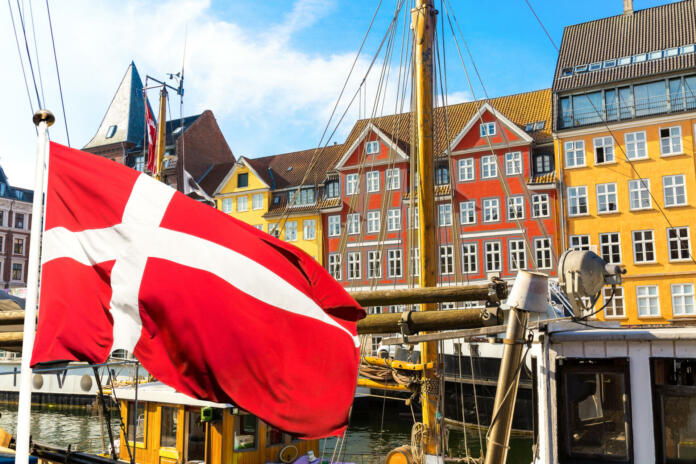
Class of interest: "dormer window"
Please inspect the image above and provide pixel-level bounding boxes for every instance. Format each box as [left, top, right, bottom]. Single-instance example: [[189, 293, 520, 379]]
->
[[105, 125, 117, 139], [237, 173, 248, 188], [479, 122, 495, 137], [325, 180, 339, 198], [365, 141, 380, 155], [588, 62, 602, 71]]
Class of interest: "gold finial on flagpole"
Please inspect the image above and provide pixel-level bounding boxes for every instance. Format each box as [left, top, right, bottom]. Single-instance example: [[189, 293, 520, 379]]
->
[[32, 109, 55, 127]]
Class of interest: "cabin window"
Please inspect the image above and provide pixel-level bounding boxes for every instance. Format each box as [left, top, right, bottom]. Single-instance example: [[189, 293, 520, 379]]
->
[[652, 358, 696, 463], [186, 409, 205, 461], [160, 406, 178, 448], [126, 401, 147, 445], [557, 358, 632, 463], [234, 415, 258, 451], [266, 424, 284, 446]]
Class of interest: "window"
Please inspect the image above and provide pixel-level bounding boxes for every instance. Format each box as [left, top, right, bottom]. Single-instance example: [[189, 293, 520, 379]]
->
[[663, 174, 687, 206], [0, 236, 4, 252], [385, 168, 400, 190], [534, 152, 553, 174], [126, 401, 146, 444], [457, 158, 475, 181], [436, 166, 449, 185], [367, 251, 382, 279], [660, 126, 682, 155], [365, 140, 380, 154], [285, 221, 297, 241], [461, 243, 478, 273], [637, 285, 660, 316], [440, 246, 454, 275], [13, 238, 23, 255], [570, 234, 591, 251], [325, 180, 339, 198], [509, 239, 526, 271], [482, 198, 500, 222], [504, 152, 522, 175], [558, 359, 632, 462], [234, 415, 257, 450], [11, 263, 22, 281], [105, 125, 117, 138], [602, 286, 624, 318], [303, 220, 315, 240], [252, 194, 263, 210], [410, 248, 420, 277], [596, 183, 618, 213], [387, 249, 402, 278], [0, 210, 4, 227], [366, 171, 380, 192], [535, 238, 553, 270], [14, 214, 24, 229], [134, 155, 144, 172], [633, 230, 655, 263], [507, 196, 525, 220], [268, 223, 279, 238], [438, 204, 452, 226], [624, 131, 647, 159], [160, 406, 178, 448], [290, 188, 315, 206], [366, 211, 380, 234], [237, 173, 249, 188], [531, 194, 550, 218], [237, 196, 248, 212], [672, 283, 695, 315], [668, 227, 690, 261], [628, 179, 651, 210], [567, 186, 588, 216], [266, 425, 284, 446], [599, 233, 621, 264], [328, 254, 341, 280], [459, 201, 476, 224], [564, 140, 585, 168], [593, 136, 614, 164], [480, 122, 495, 137], [484, 242, 502, 272], [387, 209, 401, 231], [346, 173, 359, 195], [347, 252, 361, 280], [347, 213, 360, 235], [481, 155, 497, 179], [328, 215, 341, 237]]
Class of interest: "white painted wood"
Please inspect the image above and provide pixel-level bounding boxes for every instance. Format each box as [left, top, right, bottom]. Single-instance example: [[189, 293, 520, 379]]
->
[[606, 341, 628, 357], [561, 341, 585, 357], [676, 340, 696, 357], [627, 342, 655, 464], [583, 340, 606, 357], [650, 340, 675, 357]]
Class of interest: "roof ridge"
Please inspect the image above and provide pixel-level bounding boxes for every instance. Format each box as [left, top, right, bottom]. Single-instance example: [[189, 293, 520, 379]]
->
[[563, 0, 695, 31]]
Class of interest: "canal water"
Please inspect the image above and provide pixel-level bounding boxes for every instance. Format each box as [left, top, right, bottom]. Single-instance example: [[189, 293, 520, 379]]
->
[[0, 403, 533, 463]]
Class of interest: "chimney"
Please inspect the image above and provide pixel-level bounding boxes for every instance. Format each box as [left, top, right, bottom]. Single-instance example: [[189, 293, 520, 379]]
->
[[623, 0, 633, 16]]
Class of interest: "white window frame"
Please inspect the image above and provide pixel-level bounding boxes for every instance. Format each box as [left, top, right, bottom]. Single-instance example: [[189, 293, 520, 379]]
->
[[564, 140, 585, 168], [252, 193, 264, 210], [534, 237, 553, 270], [440, 245, 454, 275], [663, 174, 687, 207], [387, 249, 403, 278], [303, 219, 316, 240], [599, 232, 622, 264], [268, 223, 279, 238], [457, 158, 475, 182], [367, 250, 382, 279], [10, 261, 23, 282], [347, 213, 360, 235], [569, 234, 591, 251], [624, 131, 648, 160], [366, 171, 380, 193], [480, 122, 496, 137], [387, 209, 401, 231], [481, 155, 497, 179], [660, 126, 682, 156], [12, 237, 24, 256], [636, 285, 660, 317], [603, 286, 625, 318], [438, 203, 452, 226], [459, 201, 476, 225], [285, 221, 297, 241], [531, 194, 550, 218], [347, 252, 361, 280], [667, 226, 691, 262], [507, 196, 525, 220], [328, 253, 342, 280], [328, 215, 341, 237], [385, 168, 400, 190], [461, 243, 478, 274], [632, 229, 656, 264], [221, 198, 233, 213], [567, 186, 588, 216], [593, 136, 615, 164], [346, 173, 359, 195], [672, 283, 695, 316], [482, 198, 500, 223], [509, 239, 526, 271], [504, 152, 523, 176], [596, 182, 618, 214], [365, 140, 380, 155], [628, 179, 651, 210], [484, 241, 502, 273], [236, 196, 248, 212], [411, 247, 420, 277], [366, 211, 380, 234]]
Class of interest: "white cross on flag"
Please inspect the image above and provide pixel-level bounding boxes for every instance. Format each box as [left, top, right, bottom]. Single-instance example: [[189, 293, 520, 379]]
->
[[31, 143, 365, 438]]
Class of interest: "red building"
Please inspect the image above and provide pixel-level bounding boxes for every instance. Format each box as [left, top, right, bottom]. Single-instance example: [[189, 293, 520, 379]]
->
[[322, 89, 556, 310]]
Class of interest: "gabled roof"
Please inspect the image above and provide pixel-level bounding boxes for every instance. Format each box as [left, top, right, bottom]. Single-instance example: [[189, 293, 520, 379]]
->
[[448, 102, 534, 151], [553, 0, 696, 93], [0, 165, 33, 202], [343, 88, 552, 154], [334, 123, 409, 170], [165, 114, 202, 146], [198, 161, 236, 196], [84, 62, 150, 149]]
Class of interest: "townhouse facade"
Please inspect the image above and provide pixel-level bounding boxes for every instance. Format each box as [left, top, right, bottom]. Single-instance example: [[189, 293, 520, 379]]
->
[[552, 0, 696, 324], [0, 167, 32, 289]]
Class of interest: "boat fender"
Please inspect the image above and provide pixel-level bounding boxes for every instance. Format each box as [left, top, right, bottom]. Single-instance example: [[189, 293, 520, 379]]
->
[[32, 374, 43, 390], [80, 375, 93, 392]]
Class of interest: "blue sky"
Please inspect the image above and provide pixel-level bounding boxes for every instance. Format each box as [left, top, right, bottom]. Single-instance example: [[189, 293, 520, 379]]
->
[[1, 0, 679, 189]]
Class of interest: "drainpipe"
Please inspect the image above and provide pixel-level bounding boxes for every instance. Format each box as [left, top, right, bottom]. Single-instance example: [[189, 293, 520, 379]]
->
[[623, 0, 633, 16]]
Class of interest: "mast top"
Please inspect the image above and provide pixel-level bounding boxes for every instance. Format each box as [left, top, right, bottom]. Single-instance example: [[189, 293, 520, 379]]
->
[[33, 110, 55, 127]]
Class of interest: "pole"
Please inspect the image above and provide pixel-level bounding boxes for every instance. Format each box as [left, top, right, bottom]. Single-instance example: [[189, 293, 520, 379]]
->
[[350, 280, 507, 307], [357, 308, 498, 335], [154, 87, 167, 181], [92, 366, 118, 460], [413, 0, 439, 455], [16, 109, 54, 463]]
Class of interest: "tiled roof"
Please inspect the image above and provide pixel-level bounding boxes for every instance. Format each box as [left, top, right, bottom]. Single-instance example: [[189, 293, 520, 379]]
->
[[199, 161, 236, 196], [245, 143, 346, 190], [528, 173, 556, 184], [403, 183, 452, 199], [553, 1, 696, 92], [343, 88, 552, 154], [166, 114, 202, 146]]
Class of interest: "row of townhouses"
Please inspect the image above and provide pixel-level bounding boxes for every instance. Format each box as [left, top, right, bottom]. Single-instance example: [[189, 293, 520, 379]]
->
[[84, 1, 696, 326]]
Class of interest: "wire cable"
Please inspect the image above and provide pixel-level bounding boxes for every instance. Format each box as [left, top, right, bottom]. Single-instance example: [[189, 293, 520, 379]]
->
[[7, 0, 36, 130], [15, 0, 42, 109], [45, 0, 70, 146]]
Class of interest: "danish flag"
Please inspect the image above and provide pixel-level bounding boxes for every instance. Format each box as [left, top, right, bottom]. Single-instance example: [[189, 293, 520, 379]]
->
[[144, 103, 157, 173], [31, 143, 365, 438]]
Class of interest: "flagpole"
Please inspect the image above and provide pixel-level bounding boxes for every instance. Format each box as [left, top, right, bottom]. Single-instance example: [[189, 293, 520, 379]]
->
[[16, 110, 54, 463]]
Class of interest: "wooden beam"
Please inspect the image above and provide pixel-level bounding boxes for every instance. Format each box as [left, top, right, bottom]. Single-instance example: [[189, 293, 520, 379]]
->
[[349, 281, 507, 307], [356, 378, 410, 392], [0, 312, 27, 326], [0, 332, 25, 349], [362, 356, 434, 371], [356, 307, 498, 335]]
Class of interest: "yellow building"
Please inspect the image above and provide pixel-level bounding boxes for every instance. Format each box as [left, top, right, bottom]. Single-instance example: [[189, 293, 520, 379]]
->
[[552, 1, 696, 324], [213, 146, 344, 265]]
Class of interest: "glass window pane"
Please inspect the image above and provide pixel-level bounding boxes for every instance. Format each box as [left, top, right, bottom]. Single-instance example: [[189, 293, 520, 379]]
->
[[160, 406, 178, 447], [234, 415, 258, 450]]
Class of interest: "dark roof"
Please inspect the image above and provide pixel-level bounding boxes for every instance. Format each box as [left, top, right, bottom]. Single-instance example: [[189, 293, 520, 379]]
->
[[199, 161, 236, 196], [165, 114, 202, 146], [0, 166, 32, 202], [553, 1, 696, 93], [245, 143, 346, 190]]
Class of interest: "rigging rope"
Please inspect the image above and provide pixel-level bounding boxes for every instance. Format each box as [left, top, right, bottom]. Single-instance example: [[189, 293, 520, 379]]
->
[[15, 0, 42, 109], [7, 0, 36, 130], [45, 0, 70, 146]]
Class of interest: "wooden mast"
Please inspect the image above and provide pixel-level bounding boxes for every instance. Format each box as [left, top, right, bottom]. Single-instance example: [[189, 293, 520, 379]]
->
[[154, 87, 167, 181], [412, 0, 439, 455]]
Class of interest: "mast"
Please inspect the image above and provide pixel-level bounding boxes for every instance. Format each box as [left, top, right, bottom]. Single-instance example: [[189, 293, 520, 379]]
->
[[412, 0, 439, 455], [154, 87, 167, 180]]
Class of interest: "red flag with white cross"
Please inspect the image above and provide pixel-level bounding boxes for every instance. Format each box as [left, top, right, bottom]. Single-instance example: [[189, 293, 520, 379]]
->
[[31, 142, 365, 438]]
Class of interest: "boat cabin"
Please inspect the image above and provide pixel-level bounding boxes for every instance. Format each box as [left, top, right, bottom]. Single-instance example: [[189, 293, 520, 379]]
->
[[115, 383, 318, 464], [532, 323, 696, 464]]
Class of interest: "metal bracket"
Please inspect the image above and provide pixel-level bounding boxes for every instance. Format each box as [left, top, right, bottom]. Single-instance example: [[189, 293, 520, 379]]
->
[[487, 277, 505, 307], [398, 310, 416, 343]]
